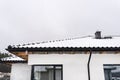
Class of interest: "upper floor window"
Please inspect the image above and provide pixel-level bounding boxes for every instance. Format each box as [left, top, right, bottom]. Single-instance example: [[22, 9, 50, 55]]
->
[[31, 65, 63, 80], [104, 64, 120, 80]]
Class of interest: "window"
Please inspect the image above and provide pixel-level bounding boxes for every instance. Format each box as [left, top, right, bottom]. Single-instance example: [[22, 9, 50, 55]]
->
[[104, 64, 120, 80], [31, 65, 63, 80]]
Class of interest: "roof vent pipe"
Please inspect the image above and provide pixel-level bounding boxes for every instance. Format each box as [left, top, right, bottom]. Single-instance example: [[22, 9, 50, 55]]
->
[[95, 31, 101, 39]]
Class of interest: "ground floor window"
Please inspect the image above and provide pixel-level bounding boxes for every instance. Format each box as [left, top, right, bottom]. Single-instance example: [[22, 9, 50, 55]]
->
[[104, 64, 120, 80], [31, 65, 63, 80]]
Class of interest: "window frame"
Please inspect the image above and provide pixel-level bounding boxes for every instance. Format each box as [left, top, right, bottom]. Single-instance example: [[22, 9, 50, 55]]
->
[[31, 64, 63, 80], [103, 64, 120, 80]]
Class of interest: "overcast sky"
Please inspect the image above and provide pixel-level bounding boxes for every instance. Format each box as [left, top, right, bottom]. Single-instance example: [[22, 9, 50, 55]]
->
[[0, 0, 120, 52]]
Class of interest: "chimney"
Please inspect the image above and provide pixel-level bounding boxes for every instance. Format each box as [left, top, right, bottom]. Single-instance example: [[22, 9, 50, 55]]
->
[[95, 31, 101, 39]]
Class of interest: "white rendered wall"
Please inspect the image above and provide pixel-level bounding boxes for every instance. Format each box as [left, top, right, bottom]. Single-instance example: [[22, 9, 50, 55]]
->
[[10, 63, 31, 80], [90, 52, 120, 80], [28, 51, 120, 80], [28, 52, 90, 80]]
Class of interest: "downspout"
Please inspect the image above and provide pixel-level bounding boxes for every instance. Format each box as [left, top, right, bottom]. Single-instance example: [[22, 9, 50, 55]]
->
[[87, 50, 92, 80]]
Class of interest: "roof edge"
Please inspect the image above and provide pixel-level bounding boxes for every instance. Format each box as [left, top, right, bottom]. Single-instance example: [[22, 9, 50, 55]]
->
[[6, 47, 120, 52]]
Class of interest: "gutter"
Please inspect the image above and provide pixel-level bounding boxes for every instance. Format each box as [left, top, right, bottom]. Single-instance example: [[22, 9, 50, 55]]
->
[[87, 50, 92, 80]]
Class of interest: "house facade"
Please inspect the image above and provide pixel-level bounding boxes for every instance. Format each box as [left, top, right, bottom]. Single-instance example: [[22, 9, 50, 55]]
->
[[3, 31, 120, 80]]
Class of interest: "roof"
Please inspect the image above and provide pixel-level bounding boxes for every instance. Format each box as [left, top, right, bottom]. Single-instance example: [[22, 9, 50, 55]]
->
[[0, 57, 27, 63], [6, 36, 120, 51], [1, 56, 24, 61]]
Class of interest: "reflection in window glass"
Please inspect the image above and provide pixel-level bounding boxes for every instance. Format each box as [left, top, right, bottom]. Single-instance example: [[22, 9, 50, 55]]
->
[[32, 65, 62, 80], [104, 65, 120, 80]]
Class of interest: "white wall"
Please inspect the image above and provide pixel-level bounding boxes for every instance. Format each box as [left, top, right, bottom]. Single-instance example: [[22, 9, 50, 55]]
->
[[28, 51, 120, 80], [28, 53, 89, 80], [10, 63, 31, 80], [90, 52, 120, 80]]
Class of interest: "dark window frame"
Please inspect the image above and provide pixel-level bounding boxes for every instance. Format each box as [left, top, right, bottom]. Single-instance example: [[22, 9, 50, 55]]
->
[[104, 64, 120, 66], [31, 64, 63, 80]]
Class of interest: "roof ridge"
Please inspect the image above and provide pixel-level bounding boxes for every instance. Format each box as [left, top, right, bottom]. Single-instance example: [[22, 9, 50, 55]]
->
[[14, 35, 93, 47]]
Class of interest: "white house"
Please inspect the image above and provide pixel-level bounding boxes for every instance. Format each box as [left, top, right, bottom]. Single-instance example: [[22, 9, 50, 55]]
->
[[2, 31, 120, 80]]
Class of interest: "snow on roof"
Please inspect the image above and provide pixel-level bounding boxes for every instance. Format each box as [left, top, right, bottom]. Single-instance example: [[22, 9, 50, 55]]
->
[[12, 36, 120, 48], [1, 56, 24, 61]]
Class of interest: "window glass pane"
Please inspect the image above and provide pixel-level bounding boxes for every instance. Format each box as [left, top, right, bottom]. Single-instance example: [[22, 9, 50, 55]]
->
[[55, 66, 62, 80], [55, 69, 61, 80], [34, 66, 53, 80], [104, 65, 120, 80]]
